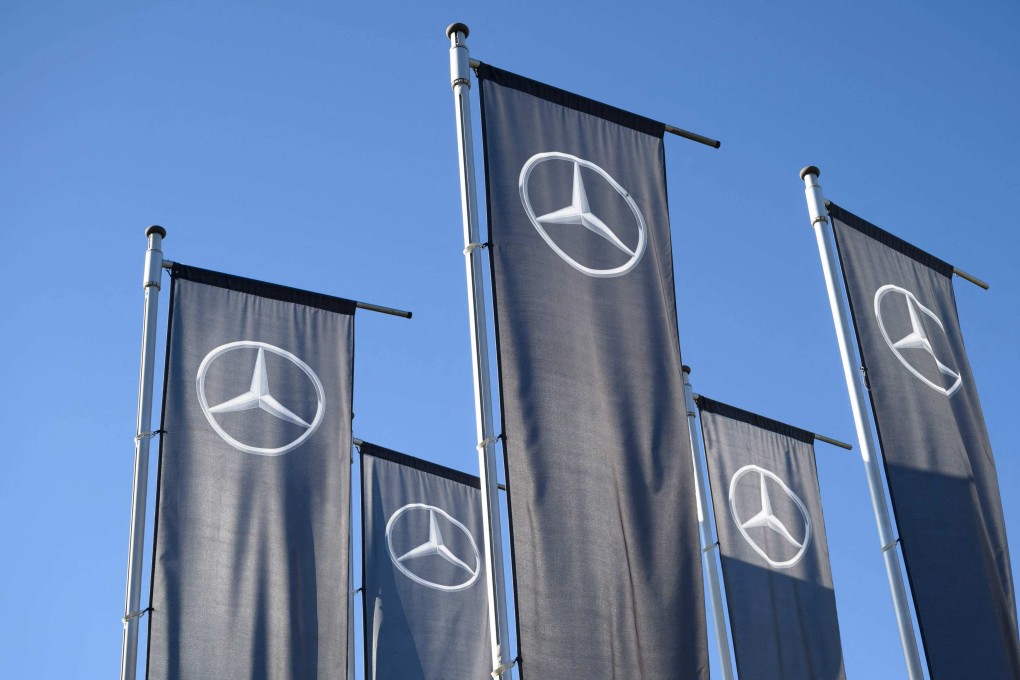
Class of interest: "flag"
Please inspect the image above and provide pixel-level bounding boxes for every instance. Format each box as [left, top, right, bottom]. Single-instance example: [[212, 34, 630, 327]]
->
[[697, 397, 845, 680], [147, 264, 355, 680], [830, 202, 1020, 677], [360, 442, 489, 680], [478, 63, 707, 679]]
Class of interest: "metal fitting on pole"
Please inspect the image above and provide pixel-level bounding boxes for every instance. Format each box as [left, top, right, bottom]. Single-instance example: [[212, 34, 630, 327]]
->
[[801, 167, 925, 680]]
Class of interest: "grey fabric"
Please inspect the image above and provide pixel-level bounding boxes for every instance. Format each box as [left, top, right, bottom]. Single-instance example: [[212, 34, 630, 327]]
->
[[360, 443, 489, 680], [479, 64, 707, 680], [148, 269, 354, 680], [831, 203, 1020, 679], [698, 398, 845, 680]]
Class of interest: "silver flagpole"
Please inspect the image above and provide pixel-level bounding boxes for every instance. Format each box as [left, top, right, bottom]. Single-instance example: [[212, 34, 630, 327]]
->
[[120, 225, 166, 680], [801, 167, 925, 680], [447, 23, 514, 678], [682, 367, 735, 680]]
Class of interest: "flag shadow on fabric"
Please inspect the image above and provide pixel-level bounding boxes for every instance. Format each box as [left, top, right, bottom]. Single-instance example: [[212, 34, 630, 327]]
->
[[722, 557, 845, 680]]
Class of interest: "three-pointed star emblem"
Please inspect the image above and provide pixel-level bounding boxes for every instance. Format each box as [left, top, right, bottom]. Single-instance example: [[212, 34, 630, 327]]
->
[[535, 162, 636, 258], [874, 284, 962, 396], [196, 341, 325, 456], [519, 151, 647, 278], [208, 348, 312, 428], [396, 509, 476, 576], [385, 503, 481, 592], [739, 473, 804, 549], [728, 465, 812, 569]]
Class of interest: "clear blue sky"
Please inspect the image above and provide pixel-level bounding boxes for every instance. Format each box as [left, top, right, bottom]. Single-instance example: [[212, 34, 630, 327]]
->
[[2, 2, 1018, 678]]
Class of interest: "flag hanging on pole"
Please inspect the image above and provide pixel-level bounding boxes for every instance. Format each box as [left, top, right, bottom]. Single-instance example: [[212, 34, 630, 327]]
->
[[478, 63, 707, 679], [829, 203, 1020, 677], [146, 264, 355, 680], [359, 442, 489, 680], [697, 397, 846, 680]]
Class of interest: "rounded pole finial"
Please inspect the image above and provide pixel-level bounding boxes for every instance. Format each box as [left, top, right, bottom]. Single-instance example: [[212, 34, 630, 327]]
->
[[682, 364, 692, 375], [446, 22, 470, 39], [799, 165, 821, 180], [146, 225, 166, 238]]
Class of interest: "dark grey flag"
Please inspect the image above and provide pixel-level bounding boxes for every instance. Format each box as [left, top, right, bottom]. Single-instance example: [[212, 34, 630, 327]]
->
[[147, 264, 355, 680], [478, 64, 707, 679], [830, 203, 1020, 678], [359, 442, 489, 680], [697, 397, 845, 680]]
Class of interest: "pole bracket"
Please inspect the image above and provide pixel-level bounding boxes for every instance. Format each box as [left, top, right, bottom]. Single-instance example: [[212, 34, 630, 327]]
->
[[491, 657, 518, 678], [881, 538, 901, 553], [703, 541, 720, 554], [122, 607, 152, 625], [477, 434, 503, 450], [811, 215, 829, 227], [134, 430, 165, 443], [464, 242, 488, 255]]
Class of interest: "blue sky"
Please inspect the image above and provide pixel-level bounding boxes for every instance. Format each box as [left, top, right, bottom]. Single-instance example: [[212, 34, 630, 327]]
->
[[2, 2, 1018, 678]]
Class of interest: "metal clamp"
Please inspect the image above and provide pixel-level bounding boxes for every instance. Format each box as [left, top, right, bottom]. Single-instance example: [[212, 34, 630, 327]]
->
[[464, 242, 488, 255], [703, 541, 720, 554], [881, 538, 901, 553], [811, 215, 830, 227], [477, 434, 502, 450], [133, 430, 163, 443], [122, 607, 151, 625], [491, 657, 518, 678]]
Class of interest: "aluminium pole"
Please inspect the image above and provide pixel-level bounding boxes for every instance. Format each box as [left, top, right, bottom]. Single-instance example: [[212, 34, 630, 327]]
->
[[801, 167, 925, 680], [682, 367, 735, 680], [120, 225, 166, 680], [447, 23, 514, 678]]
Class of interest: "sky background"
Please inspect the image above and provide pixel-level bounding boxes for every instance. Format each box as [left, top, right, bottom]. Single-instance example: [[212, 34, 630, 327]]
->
[[2, 1, 1018, 678]]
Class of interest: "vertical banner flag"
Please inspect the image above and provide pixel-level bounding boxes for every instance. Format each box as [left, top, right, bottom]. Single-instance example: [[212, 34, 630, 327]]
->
[[478, 64, 707, 679], [697, 397, 845, 680], [147, 264, 355, 680], [830, 203, 1020, 677], [360, 442, 489, 680]]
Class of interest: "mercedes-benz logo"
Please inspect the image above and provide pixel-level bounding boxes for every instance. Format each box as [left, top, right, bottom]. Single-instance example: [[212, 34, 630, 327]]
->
[[519, 152, 647, 278], [874, 284, 962, 396], [385, 503, 481, 592], [729, 465, 812, 569], [196, 341, 325, 456]]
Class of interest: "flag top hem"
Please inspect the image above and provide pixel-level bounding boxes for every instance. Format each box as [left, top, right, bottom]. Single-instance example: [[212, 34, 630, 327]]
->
[[171, 262, 357, 315]]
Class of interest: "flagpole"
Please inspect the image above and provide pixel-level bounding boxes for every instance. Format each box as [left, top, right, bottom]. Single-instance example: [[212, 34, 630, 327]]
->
[[682, 367, 735, 680], [447, 23, 514, 678], [801, 167, 925, 680], [120, 225, 166, 680]]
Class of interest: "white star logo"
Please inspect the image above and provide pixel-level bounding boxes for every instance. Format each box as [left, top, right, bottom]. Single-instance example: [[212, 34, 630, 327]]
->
[[874, 284, 962, 396], [729, 465, 812, 569], [535, 162, 637, 258], [196, 341, 325, 456], [208, 348, 312, 428], [519, 151, 647, 277], [385, 503, 481, 592]]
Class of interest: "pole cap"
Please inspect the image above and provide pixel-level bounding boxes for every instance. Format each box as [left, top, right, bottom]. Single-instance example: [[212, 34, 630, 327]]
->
[[446, 22, 470, 39], [799, 165, 821, 180], [146, 225, 167, 238], [682, 364, 692, 375]]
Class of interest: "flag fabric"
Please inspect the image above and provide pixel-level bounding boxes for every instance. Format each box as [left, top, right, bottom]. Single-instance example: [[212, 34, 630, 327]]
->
[[478, 63, 707, 679], [147, 264, 355, 680], [830, 202, 1020, 677], [697, 397, 845, 680], [359, 442, 489, 680]]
